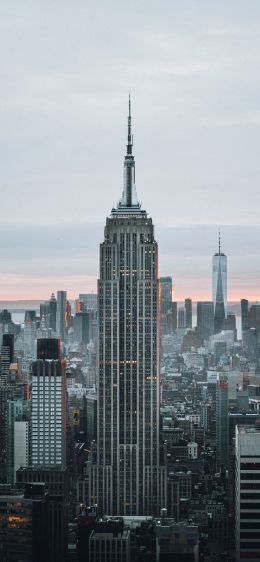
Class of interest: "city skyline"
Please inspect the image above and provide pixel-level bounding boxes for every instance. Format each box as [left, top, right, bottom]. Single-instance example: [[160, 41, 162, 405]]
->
[[1, 1, 260, 301], [0, 222, 259, 301]]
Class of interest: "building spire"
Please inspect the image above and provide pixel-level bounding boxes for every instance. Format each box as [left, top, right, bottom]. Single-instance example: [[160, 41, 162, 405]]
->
[[219, 228, 221, 254], [127, 92, 132, 156]]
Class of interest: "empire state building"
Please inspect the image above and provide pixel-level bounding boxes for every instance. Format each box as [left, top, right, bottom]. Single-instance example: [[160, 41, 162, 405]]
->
[[89, 99, 166, 516]]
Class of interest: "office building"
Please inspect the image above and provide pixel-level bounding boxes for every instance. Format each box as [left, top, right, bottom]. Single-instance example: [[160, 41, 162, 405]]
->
[[79, 293, 98, 312], [172, 301, 178, 331], [228, 412, 259, 523], [249, 302, 260, 331], [89, 517, 130, 562], [216, 374, 228, 469], [31, 339, 66, 468], [56, 290, 67, 341], [197, 301, 214, 340], [74, 312, 92, 344], [241, 299, 249, 331], [0, 484, 48, 562], [89, 99, 166, 515], [160, 277, 173, 335], [235, 423, 260, 562], [212, 232, 227, 334], [167, 471, 192, 520], [185, 298, 192, 329], [178, 307, 185, 329], [6, 399, 29, 484], [0, 333, 14, 383]]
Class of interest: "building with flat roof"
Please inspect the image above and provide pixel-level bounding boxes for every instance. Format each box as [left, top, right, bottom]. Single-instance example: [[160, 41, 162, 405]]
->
[[235, 423, 260, 562]]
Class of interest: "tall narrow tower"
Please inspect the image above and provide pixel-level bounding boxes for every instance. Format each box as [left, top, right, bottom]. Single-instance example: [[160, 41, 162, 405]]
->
[[212, 231, 227, 334], [90, 99, 166, 516]]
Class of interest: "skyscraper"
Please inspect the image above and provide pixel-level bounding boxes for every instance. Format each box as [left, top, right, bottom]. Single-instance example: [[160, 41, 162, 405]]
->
[[184, 298, 192, 329], [56, 290, 67, 341], [31, 339, 66, 468], [160, 277, 173, 335], [216, 374, 228, 470], [197, 301, 214, 340], [212, 232, 227, 334], [235, 423, 260, 562], [89, 98, 166, 516], [241, 299, 249, 332]]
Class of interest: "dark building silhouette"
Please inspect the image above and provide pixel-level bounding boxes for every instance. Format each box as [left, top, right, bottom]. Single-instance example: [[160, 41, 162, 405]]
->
[[241, 299, 249, 331], [37, 337, 60, 360], [185, 298, 192, 329]]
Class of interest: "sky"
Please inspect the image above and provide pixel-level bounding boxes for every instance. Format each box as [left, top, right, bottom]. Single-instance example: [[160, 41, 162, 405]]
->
[[0, 0, 260, 301]]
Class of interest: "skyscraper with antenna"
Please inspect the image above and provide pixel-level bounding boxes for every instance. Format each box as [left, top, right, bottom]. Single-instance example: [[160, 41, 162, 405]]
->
[[212, 230, 227, 334], [89, 98, 166, 515]]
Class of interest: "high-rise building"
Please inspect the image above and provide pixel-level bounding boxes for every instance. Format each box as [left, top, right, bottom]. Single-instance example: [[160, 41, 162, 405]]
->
[[49, 293, 57, 332], [178, 307, 185, 329], [89, 99, 166, 516], [160, 277, 173, 335], [31, 339, 66, 468], [0, 333, 14, 383], [185, 298, 192, 329], [249, 302, 260, 331], [56, 290, 67, 341], [73, 312, 92, 344], [235, 423, 260, 562], [6, 399, 29, 484], [172, 301, 178, 331], [197, 301, 214, 340], [212, 232, 227, 334], [79, 293, 98, 312], [241, 299, 249, 332], [216, 374, 228, 470]]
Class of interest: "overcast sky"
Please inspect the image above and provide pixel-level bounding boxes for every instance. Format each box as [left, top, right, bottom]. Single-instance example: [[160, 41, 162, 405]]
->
[[1, 1, 260, 300]]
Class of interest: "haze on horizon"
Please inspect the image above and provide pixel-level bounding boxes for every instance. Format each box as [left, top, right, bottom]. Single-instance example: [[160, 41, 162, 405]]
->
[[0, 1, 260, 301]]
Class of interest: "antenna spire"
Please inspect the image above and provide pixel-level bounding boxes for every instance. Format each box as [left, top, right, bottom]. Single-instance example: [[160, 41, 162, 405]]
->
[[127, 92, 132, 155], [219, 228, 221, 254]]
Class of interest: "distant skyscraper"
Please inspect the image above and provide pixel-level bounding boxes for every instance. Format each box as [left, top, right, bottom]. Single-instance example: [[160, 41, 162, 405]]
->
[[178, 307, 185, 329], [212, 232, 227, 334], [31, 339, 66, 468], [160, 277, 173, 335], [172, 301, 178, 331], [56, 290, 67, 341], [90, 98, 166, 516], [73, 312, 92, 344], [197, 301, 214, 340], [184, 298, 192, 329], [49, 292, 57, 332], [241, 299, 249, 332], [79, 293, 98, 312], [249, 302, 260, 331]]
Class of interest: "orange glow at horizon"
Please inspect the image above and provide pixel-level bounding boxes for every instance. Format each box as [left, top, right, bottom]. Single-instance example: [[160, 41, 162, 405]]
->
[[0, 275, 258, 303]]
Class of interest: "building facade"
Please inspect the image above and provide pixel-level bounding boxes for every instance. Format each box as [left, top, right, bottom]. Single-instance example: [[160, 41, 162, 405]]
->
[[89, 99, 166, 515], [31, 339, 66, 468], [235, 423, 260, 562]]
